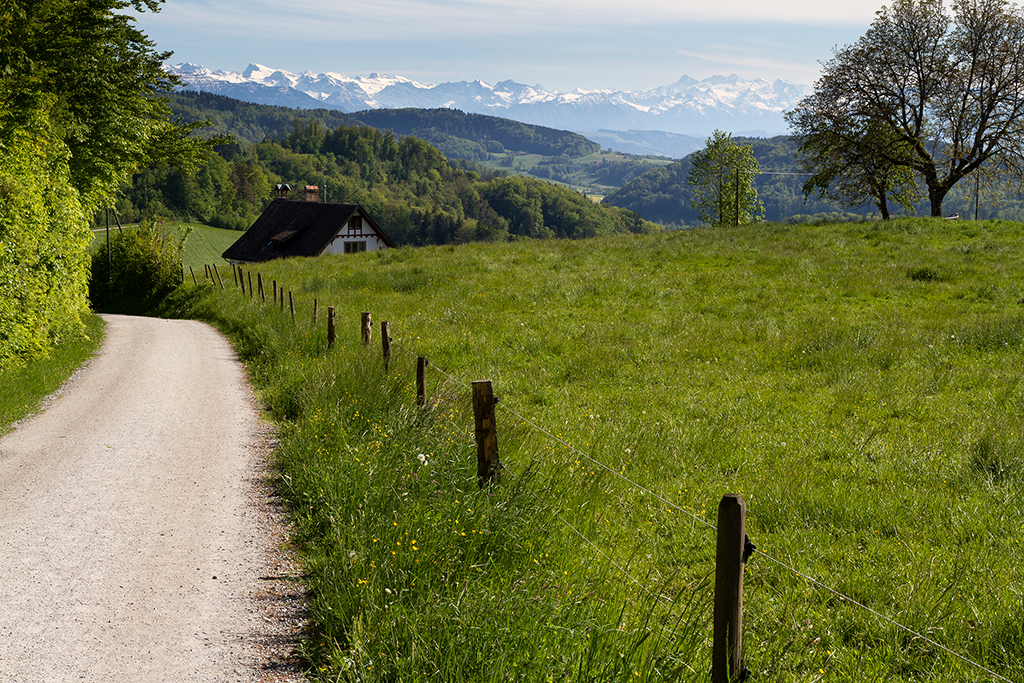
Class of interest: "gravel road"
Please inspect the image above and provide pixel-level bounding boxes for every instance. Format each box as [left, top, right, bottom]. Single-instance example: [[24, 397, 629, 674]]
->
[[0, 314, 305, 682]]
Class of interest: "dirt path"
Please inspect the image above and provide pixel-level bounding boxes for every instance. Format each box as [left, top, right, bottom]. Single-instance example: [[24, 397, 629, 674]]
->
[[0, 314, 305, 682]]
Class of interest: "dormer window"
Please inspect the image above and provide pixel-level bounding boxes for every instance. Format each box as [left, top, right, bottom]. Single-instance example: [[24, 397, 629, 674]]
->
[[349, 215, 362, 232]]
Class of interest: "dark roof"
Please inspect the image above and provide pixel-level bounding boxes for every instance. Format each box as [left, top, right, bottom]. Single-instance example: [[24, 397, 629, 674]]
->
[[222, 199, 395, 263]]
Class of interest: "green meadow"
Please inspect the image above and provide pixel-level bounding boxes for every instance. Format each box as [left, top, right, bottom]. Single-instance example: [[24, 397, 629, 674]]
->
[[165, 218, 1024, 682]]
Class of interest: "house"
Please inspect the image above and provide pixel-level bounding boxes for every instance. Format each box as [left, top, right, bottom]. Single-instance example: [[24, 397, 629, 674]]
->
[[222, 198, 396, 265]]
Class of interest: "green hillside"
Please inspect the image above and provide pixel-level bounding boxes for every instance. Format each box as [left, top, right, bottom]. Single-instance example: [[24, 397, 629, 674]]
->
[[352, 107, 599, 159], [606, 136, 1024, 226], [167, 218, 1024, 683]]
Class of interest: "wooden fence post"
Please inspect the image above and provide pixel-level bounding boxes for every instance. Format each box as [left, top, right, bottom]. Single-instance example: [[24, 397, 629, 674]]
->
[[248, 272, 253, 299], [472, 380, 501, 486], [712, 493, 747, 683], [232, 265, 238, 287], [361, 312, 372, 345], [289, 291, 295, 325], [258, 273, 265, 302], [213, 264, 224, 289], [327, 306, 336, 349], [416, 356, 427, 407], [272, 279, 277, 304], [381, 321, 392, 370], [280, 286, 285, 312], [189, 266, 198, 286]]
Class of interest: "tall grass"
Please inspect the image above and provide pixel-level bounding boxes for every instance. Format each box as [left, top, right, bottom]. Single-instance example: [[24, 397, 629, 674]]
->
[[164, 217, 1024, 682]]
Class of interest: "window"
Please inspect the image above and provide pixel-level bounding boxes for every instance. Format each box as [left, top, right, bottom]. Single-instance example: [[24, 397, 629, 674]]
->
[[349, 215, 362, 231], [344, 241, 367, 254]]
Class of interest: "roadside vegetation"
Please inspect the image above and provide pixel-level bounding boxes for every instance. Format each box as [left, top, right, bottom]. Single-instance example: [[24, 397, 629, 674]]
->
[[161, 217, 1024, 682], [0, 314, 104, 435]]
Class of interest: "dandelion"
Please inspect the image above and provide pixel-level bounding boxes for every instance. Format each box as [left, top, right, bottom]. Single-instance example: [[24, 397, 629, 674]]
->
[[417, 453, 429, 465]]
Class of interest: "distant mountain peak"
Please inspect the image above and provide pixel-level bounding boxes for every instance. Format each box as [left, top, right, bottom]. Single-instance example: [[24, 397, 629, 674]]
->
[[164, 63, 810, 137]]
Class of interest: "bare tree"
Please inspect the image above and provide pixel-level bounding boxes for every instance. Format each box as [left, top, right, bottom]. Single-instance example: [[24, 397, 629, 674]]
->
[[788, 0, 1024, 217]]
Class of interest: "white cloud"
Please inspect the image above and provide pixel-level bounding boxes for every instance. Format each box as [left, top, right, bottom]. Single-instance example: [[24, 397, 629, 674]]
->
[[145, 0, 883, 42]]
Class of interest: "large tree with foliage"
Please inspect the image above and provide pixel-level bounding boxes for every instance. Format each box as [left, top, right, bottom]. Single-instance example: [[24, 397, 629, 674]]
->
[[786, 96, 921, 219], [789, 0, 1024, 217], [687, 130, 764, 226], [0, 0, 208, 367]]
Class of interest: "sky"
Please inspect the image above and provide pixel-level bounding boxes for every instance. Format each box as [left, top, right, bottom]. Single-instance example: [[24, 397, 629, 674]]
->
[[135, 0, 889, 91]]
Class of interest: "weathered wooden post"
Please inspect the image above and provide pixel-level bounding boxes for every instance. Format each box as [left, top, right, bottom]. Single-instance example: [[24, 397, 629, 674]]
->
[[272, 279, 277, 304], [712, 493, 748, 683], [416, 357, 427, 407], [381, 321, 392, 370], [232, 265, 238, 287], [289, 291, 295, 325], [258, 273, 265, 302], [189, 266, 198, 286], [248, 272, 253, 299], [472, 380, 501, 486], [280, 286, 285, 312], [361, 312, 372, 345], [312, 298, 318, 325], [327, 306, 336, 349], [213, 264, 224, 289]]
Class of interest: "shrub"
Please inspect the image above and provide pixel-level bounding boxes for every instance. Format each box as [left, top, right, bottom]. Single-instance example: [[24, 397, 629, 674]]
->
[[89, 220, 190, 313]]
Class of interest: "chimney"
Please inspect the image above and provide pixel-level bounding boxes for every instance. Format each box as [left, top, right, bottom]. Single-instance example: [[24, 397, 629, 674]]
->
[[305, 185, 320, 202]]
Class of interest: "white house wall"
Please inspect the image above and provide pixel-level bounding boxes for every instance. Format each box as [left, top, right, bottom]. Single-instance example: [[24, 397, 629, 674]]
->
[[324, 231, 388, 254]]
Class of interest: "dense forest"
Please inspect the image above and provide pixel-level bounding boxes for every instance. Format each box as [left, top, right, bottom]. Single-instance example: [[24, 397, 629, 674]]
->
[[606, 136, 1024, 225], [166, 91, 361, 144], [112, 116, 656, 244], [352, 107, 600, 160]]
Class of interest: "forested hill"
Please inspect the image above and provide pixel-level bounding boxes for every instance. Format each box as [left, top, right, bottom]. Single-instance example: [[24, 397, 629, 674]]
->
[[166, 91, 362, 143], [114, 117, 657, 244], [165, 92, 599, 161], [603, 136, 832, 225], [352, 108, 600, 160], [605, 135, 1024, 225]]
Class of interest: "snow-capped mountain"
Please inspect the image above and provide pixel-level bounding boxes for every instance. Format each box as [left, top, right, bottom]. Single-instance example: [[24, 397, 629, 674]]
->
[[166, 63, 810, 138]]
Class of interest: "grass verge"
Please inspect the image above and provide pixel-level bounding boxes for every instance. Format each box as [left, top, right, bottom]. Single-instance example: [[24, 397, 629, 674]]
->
[[0, 314, 105, 435]]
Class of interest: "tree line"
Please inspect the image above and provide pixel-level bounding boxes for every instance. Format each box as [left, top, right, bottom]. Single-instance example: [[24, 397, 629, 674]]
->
[[113, 119, 656, 244]]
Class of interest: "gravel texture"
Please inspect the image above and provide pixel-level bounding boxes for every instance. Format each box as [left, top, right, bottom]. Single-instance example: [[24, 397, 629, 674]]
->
[[0, 314, 307, 682]]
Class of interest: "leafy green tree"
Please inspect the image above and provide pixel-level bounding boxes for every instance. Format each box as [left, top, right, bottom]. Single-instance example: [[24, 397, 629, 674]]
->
[[787, 97, 921, 219], [0, 0, 211, 364], [789, 0, 1024, 217], [0, 113, 91, 369], [687, 130, 764, 225]]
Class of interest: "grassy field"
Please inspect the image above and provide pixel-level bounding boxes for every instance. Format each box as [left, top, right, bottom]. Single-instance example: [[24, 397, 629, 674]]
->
[[163, 218, 1024, 682]]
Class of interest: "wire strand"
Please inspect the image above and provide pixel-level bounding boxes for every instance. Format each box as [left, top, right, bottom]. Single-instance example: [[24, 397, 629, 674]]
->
[[753, 549, 1015, 683], [389, 338, 473, 391], [528, 492, 700, 676], [498, 399, 717, 533]]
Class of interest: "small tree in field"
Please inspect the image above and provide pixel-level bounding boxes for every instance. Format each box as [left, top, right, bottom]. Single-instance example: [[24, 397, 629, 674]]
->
[[688, 130, 764, 226]]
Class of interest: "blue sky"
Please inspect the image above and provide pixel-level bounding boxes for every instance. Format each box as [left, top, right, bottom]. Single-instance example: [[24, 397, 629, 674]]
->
[[136, 0, 886, 91]]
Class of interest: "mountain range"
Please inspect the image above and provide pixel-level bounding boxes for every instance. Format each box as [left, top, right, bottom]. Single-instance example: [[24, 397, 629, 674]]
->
[[165, 63, 810, 152]]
